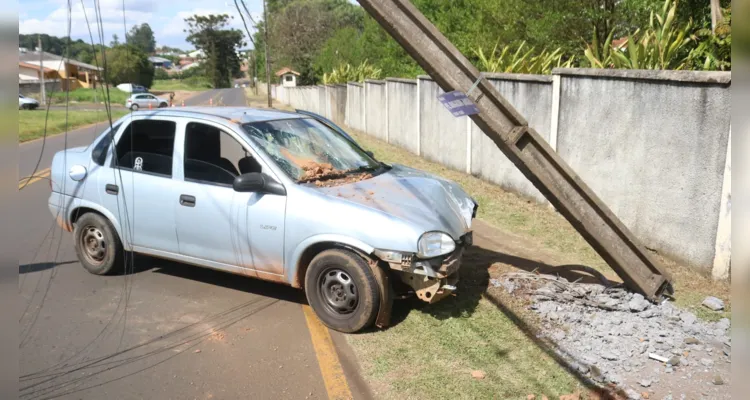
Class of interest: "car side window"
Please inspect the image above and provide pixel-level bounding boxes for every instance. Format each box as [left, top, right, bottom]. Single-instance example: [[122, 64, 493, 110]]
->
[[183, 122, 260, 186], [91, 122, 122, 166], [113, 119, 176, 177]]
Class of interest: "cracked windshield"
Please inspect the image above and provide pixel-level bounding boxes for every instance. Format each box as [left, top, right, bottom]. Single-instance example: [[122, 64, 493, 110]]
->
[[242, 118, 380, 182]]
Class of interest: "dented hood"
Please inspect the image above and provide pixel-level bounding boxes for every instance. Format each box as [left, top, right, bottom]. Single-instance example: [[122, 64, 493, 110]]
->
[[315, 164, 477, 239]]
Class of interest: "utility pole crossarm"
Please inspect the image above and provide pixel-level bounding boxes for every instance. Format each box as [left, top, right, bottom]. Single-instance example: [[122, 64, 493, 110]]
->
[[357, 0, 673, 300]]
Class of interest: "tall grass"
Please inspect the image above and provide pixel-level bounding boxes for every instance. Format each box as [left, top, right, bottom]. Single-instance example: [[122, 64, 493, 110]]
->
[[47, 88, 129, 105]]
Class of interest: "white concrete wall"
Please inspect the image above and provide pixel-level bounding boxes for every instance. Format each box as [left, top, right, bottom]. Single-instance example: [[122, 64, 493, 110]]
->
[[346, 83, 364, 131], [470, 74, 554, 202], [325, 85, 347, 125], [418, 76, 467, 171], [364, 80, 387, 141], [386, 78, 419, 154], [554, 68, 731, 270], [270, 69, 732, 277]]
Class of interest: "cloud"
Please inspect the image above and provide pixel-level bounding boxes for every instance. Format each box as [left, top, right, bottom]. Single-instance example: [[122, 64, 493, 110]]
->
[[160, 7, 261, 45], [19, 0, 152, 43]]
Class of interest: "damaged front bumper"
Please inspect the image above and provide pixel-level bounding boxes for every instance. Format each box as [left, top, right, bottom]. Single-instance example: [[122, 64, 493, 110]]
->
[[376, 231, 472, 304]]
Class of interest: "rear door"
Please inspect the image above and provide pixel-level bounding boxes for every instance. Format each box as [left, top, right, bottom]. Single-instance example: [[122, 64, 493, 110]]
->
[[98, 116, 180, 254]]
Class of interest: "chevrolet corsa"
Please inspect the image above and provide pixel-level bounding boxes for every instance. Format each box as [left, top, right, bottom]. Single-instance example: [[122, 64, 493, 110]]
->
[[47, 107, 477, 333]]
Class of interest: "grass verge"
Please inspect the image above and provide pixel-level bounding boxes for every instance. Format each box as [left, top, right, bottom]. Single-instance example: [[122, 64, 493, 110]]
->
[[20, 109, 129, 142], [151, 78, 212, 91], [47, 88, 129, 105], [341, 127, 730, 399]]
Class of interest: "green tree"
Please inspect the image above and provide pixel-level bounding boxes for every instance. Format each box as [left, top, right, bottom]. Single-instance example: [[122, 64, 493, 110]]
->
[[184, 14, 245, 88], [127, 23, 156, 54], [97, 44, 155, 87]]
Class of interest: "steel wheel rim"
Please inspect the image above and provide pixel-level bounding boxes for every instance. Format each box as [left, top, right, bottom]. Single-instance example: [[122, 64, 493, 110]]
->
[[80, 225, 107, 265], [318, 267, 359, 315]]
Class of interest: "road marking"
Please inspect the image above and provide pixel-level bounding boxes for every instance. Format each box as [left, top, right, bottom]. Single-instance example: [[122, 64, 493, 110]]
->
[[301, 305, 353, 400], [19, 168, 51, 188]]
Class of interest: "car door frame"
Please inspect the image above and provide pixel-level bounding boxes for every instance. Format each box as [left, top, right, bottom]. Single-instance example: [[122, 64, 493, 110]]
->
[[171, 117, 290, 278], [102, 113, 183, 254]]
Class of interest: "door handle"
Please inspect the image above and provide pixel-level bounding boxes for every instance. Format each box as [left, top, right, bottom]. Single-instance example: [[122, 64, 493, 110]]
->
[[179, 194, 196, 207], [105, 184, 119, 195]]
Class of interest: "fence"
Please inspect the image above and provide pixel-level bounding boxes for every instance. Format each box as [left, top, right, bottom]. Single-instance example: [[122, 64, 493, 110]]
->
[[269, 68, 732, 279]]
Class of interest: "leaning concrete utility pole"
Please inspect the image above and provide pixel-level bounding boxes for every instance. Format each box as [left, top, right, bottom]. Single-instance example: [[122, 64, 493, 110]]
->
[[356, 0, 673, 300], [263, 0, 272, 107]]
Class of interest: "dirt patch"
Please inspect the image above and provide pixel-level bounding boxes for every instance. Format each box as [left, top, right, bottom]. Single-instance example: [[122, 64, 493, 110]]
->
[[299, 161, 373, 187]]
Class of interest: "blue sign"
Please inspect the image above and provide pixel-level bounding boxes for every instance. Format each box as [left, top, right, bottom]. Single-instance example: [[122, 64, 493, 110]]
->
[[437, 90, 480, 117]]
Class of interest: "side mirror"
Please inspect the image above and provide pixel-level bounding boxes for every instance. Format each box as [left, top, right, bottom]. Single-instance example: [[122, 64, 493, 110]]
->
[[365, 150, 374, 158], [233, 172, 286, 196]]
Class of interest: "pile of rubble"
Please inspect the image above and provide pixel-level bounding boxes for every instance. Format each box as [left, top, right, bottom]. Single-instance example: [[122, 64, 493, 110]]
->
[[493, 272, 730, 399]]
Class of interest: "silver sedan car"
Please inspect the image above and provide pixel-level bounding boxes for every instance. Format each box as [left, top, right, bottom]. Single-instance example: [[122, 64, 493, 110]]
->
[[47, 107, 477, 332], [125, 93, 169, 110]]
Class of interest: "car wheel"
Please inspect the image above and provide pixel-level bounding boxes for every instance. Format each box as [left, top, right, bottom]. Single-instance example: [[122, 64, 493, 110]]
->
[[73, 212, 124, 275], [130, 104, 139, 111], [159, 102, 167, 108], [304, 249, 380, 333], [21, 104, 29, 110]]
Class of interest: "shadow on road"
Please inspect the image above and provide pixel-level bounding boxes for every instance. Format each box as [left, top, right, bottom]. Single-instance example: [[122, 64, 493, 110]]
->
[[19, 260, 77, 274], [127, 254, 306, 305]]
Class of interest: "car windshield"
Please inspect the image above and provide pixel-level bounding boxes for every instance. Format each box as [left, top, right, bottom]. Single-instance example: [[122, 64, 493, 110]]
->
[[241, 117, 380, 182]]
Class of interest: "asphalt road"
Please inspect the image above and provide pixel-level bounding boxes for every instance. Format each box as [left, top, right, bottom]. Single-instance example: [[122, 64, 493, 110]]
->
[[19, 88, 371, 400]]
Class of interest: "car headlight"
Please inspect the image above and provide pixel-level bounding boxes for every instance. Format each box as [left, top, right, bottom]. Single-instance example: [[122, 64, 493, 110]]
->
[[417, 231, 456, 258]]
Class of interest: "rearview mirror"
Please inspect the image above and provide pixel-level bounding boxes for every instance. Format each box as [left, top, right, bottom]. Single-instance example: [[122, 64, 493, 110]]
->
[[233, 172, 286, 196]]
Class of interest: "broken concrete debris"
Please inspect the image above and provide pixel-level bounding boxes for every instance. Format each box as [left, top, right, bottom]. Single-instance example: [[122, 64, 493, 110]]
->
[[496, 271, 731, 398], [702, 296, 725, 311]]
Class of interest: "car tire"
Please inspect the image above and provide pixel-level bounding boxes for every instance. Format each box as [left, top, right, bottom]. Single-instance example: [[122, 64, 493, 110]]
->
[[130, 104, 139, 111], [73, 212, 124, 276], [159, 102, 168, 108], [304, 249, 380, 333]]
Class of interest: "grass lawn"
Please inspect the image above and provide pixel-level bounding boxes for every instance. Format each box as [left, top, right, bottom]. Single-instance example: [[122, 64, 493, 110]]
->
[[341, 127, 730, 399], [19, 109, 129, 142], [151, 78, 212, 91], [47, 88, 129, 105]]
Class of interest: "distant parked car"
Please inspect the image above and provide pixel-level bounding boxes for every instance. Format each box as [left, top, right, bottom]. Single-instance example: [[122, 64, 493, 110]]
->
[[19, 94, 39, 110], [116, 83, 148, 94], [126, 93, 169, 110]]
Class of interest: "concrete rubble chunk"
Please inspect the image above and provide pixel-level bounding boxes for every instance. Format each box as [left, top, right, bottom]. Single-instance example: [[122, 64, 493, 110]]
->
[[702, 296, 724, 311], [629, 293, 650, 312], [683, 337, 700, 345], [624, 387, 642, 399], [667, 356, 681, 366], [713, 375, 724, 385], [639, 379, 652, 387], [601, 351, 618, 361], [700, 358, 714, 367]]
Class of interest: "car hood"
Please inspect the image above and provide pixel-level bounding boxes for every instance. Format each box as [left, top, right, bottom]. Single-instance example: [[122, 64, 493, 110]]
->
[[314, 164, 477, 239]]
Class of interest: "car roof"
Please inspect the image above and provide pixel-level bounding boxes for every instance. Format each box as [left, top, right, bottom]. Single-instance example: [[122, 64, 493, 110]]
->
[[126, 106, 306, 123]]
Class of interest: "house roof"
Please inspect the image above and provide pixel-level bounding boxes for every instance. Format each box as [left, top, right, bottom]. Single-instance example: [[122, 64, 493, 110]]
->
[[148, 56, 172, 64], [275, 67, 300, 77], [19, 61, 55, 72], [18, 50, 102, 71]]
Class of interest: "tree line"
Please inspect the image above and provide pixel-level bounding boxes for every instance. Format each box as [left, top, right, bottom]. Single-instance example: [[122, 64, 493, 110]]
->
[[20, 23, 161, 88], [249, 0, 731, 85]]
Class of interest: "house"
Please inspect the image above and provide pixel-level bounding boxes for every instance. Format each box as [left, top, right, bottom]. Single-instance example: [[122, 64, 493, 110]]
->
[[275, 67, 299, 87], [18, 61, 58, 83], [18, 49, 102, 90], [148, 56, 173, 69], [179, 57, 196, 67]]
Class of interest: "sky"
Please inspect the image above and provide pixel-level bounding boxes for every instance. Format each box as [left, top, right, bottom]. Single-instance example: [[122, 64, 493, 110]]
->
[[19, 0, 266, 51]]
